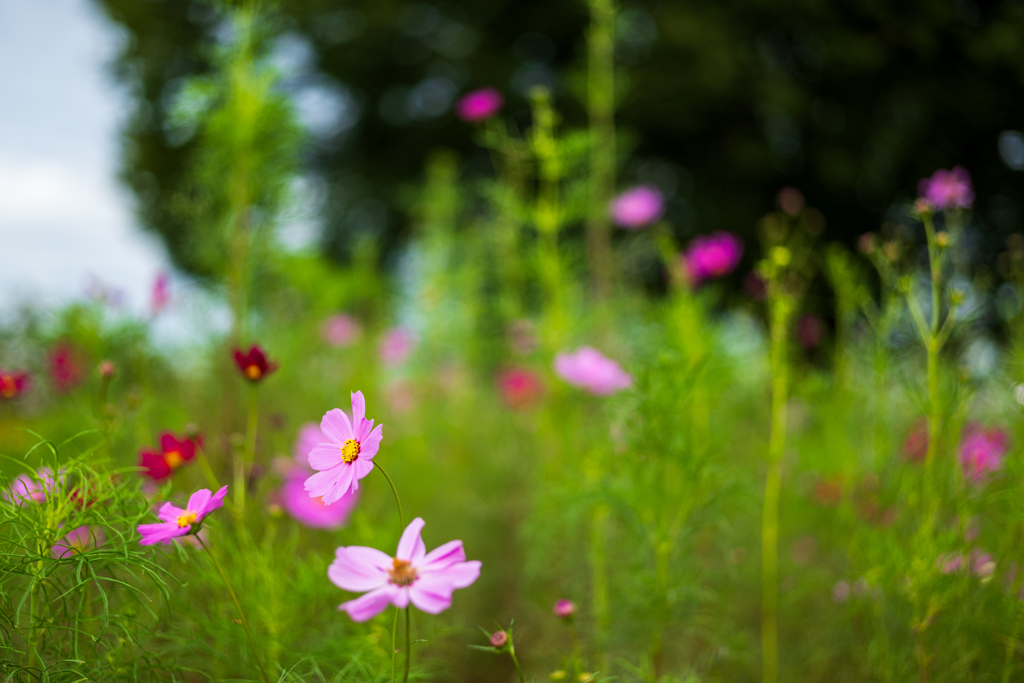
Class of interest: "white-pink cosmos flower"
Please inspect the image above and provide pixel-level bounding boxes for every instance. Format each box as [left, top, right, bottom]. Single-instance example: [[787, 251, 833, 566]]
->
[[304, 391, 383, 505], [329, 517, 481, 621], [554, 346, 632, 395]]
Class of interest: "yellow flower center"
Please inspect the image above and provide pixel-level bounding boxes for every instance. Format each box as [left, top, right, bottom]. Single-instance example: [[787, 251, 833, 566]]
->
[[245, 364, 262, 380], [341, 439, 361, 463], [388, 558, 418, 587], [165, 450, 184, 470], [177, 511, 198, 528]]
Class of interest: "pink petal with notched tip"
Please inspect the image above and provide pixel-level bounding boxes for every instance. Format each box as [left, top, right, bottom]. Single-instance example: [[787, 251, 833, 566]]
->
[[351, 391, 366, 428], [187, 488, 212, 515], [353, 457, 375, 480], [409, 576, 454, 614], [329, 546, 392, 592], [420, 540, 465, 571], [358, 424, 383, 459], [200, 486, 228, 517], [396, 517, 427, 563], [321, 408, 354, 443], [340, 585, 399, 622]]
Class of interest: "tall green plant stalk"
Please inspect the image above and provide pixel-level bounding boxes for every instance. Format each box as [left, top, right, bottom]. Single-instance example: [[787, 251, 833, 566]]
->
[[234, 383, 259, 519], [761, 284, 793, 683], [529, 87, 566, 347], [586, 0, 616, 300], [590, 502, 611, 675]]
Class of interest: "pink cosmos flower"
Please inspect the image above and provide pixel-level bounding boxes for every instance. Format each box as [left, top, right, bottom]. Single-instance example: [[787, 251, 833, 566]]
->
[[49, 341, 84, 393], [52, 526, 104, 558], [281, 473, 358, 530], [137, 486, 228, 546], [295, 422, 324, 463], [918, 166, 974, 210], [304, 391, 383, 505], [554, 598, 576, 618], [959, 423, 1008, 484], [5, 467, 60, 504], [682, 232, 744, 285], [379, 327, 416, 366], [609, 185, 665, 229], [455, 87, 504, 123], [323, 314, 362, 347], [0, 369, 30, 400], [329, 517, 481, 621], [554, 347, 632, 396], [150, 271, 170, 317], [497, 367, 544, 410]]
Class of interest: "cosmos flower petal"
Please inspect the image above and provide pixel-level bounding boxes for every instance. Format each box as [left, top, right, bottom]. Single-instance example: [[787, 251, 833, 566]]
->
[[138, 522, 190, 545], [439, 560, 482, 589], [340, 585, 397, 622], [420, 540, 466, 571], [309, 443, 342, 471], [409, 575, 455, 614], [199, 486, 228, 517], [351, 391, 366, 428], [396, 517, 426, 563], [329, 546, 392, 592], [359, 424, 383, 459], [157, 502, 187, 524], [187, 488, 213, 515], [352, 457, 375, 481], [321, 408, 353, 443]]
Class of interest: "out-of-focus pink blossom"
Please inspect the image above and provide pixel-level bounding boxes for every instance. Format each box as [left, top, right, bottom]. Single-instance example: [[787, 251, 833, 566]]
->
[[329, 517, 481, 621], [52, 526, 104, 558], [609, 185, 665, 229], [380, 328, 416, 366], [682, 232, 744, 285], [554, 598, 576, 619], [323, 314, 362, 347], [796, 315, 825, 349], [971, 549, 996, 581], [918, 166, 974, 210], [281, 473, 358, 530], [508, 319, 538, 356], [150, 271, 170, 317], [497, 368, 544, 410], [455, 88, 504, 122], [937, 552, 965, 575], [959, 423, 1008, 484], [294, 423, 324, 464], [5, 468, 60, 504], [554, 347, 632, 396], [49, 342, 84, 393]]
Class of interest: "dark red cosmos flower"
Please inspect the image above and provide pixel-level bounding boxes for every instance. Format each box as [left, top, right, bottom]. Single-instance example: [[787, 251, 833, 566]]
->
[[233, 345, 278, 383], [0, 370, 31, 399], [139, 432, 200, 481], [49, 342, 84, 393]]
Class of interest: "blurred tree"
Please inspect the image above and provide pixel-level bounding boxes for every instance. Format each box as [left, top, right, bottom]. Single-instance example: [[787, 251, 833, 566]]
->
[[93, 0, 1024, 276]]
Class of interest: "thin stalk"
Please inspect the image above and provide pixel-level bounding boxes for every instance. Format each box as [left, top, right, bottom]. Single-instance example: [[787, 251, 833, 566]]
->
[[234, 383, 259, 520], [197, 535, 270, 683], [509, 644, 527, 683], [403, 606, 411, 683], [590, 503, 610, 675], [392, 608, 399, 683], [373, 461, 405, 529], [920, 212, 942, 532], [762, 295, 791, 683]]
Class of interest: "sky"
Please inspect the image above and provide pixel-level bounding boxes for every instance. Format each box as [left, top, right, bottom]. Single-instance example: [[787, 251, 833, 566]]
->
[[0, 0, 173, 321]]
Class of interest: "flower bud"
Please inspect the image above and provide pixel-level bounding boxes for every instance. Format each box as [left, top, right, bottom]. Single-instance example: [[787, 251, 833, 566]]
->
[[553, 598, 576, 619], [913, 197, 932, 216], [490, 630, 508, 648], [98, 360, 116, 379], [858, 233, 878, 255], [950, 289, 966, 306], [549, 672, 567, 681], [935, 231, 949, 249], [770, 246, 792, 268]]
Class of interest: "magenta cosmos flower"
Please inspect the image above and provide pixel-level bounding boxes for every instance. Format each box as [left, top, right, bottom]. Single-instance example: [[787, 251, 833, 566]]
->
[[329, 517, 481, 621], [554, 598, 576, 619], [959, 423, 1008, 484], [455, 87, 504, 123], [304, 391, 383, 505], [554, 347, 632, 395], [150, 271, 170, 317], [137, 486, 228, 546], [52, 526, 104, 558], [281, 423, 359, 529], [609, 185, 665, 229], [682, 232, 744, 285], [918, 166, 974, 210], [5, 467, 60, 504], [0, 369, 30, 400]]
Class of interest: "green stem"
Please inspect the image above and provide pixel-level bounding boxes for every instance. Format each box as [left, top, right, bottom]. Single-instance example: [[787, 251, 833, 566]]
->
[[509, 645, 527, 683], [403, 606, 411, 683], [234, 383, 259, 520], [373, 461, 405, 530], [590, 503, 610, 675], [197, 535, 270, 683], [392, 607, 399, 683]]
